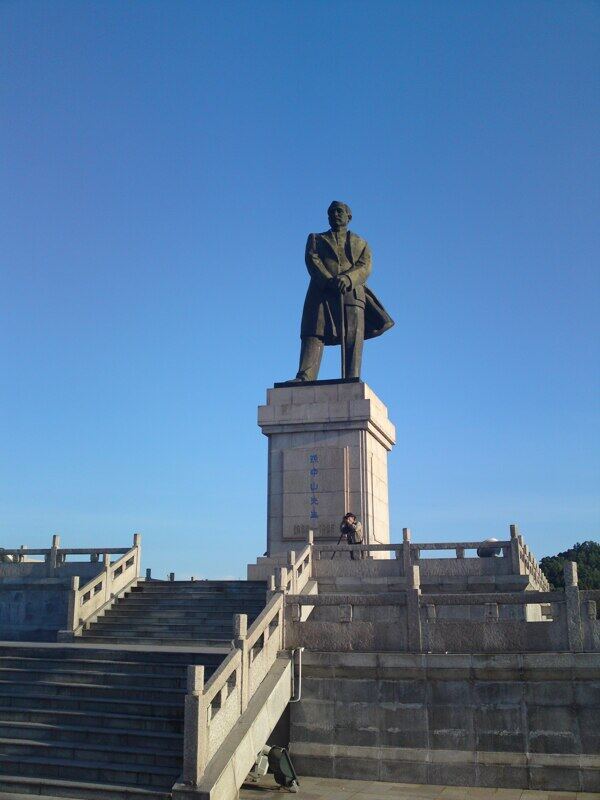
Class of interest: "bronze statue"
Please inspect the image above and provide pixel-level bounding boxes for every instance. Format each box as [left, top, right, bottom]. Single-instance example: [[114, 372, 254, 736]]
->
[[289, 201, 393, 382]]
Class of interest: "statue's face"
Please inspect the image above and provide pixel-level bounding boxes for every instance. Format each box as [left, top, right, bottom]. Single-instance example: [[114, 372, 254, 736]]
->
[[328, 204, 351, 230]]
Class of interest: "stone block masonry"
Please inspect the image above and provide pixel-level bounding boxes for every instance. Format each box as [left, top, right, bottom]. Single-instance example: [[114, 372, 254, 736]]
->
[[290, 651, 600, 793], [258, 381, 395, 555]]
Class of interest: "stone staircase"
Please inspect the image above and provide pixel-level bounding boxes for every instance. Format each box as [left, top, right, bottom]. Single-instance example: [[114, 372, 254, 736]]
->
[[0, 580, 267, 799], [80, 580, 267, 646]]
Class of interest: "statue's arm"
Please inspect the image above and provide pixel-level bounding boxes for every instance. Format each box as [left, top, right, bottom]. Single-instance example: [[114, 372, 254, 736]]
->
[[342, 241, 372, 289], [305, 234, 332, 287]]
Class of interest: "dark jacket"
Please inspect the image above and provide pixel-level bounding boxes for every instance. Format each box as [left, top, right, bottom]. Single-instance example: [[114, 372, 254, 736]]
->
[[300, 230, 394, 344], [340, 520, 364, 544]]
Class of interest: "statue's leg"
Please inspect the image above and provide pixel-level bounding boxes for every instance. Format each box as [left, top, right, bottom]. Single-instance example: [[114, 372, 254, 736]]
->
[[296, 336, 324, 381], [344, 306, 364, 379]]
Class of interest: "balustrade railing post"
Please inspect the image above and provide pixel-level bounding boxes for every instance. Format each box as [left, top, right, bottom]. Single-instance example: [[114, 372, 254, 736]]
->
[[276, 567, 288, 594], [564, 561, 583, 652], [102, 552, 111, 602], [583, 600, 599, 651], [402, 527, 412, 577], [288, 551, 297, 594], [133, 532, 142, 577], [67, 576, 80, 630], [49, 534, 60, 569], [183, 665, 207, 786], [406, 563, 422, 652], [509, 524, 521, 575], [234, 613, 250, 712]]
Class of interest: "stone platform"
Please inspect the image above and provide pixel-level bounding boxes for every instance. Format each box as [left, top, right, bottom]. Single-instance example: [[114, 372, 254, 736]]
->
[[240, 775, 600, 799]]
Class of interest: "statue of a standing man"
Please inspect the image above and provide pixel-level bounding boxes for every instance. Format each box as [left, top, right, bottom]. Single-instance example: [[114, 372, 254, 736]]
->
[[289, 201, 394, 382]]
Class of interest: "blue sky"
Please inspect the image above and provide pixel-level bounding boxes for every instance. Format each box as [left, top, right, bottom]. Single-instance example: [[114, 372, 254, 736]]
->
[[1, 1, 598, 578]]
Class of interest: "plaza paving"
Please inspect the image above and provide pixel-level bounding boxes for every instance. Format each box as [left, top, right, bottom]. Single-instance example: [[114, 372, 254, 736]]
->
[[239, 775, 600, 800]]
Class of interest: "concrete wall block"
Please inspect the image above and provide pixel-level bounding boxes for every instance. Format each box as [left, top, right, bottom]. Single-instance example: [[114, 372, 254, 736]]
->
[[529, 765, 581, 792], [300, 676, 335, 700], [289, 754, 335, 778], [575, 681, 600, 708], [333, 678, 379, 704], [473, 681, 523, 706], [429, 706, 475, 749], [528, 707, 579, 754], [378, 678, 427, 705], [476, 763, 529, 789], [379, 704, 428, 733], [334, 755, 381, 781], [475, 706, 523, 734], [334, 701, 379, 734], [428, 762, 477, 787], [379, 707, 428, 748], [291, 723, 335, 744], [380, 758, 428, 784], [290, 698, 334, 727], [430, 680, 471, 705], [582, 769, 600, 793], [525, 681, 574, 706], [576, 708, 600, 753], [476, 731, 526, 752]]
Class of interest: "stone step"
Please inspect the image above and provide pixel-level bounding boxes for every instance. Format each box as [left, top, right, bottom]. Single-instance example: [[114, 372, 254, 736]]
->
[[0, 666, 189, 690], [121, 599, 264, 609], [0, 704, 183, 733], [83, 626, 232, 638], [3, 690, 183, 718], [136, 580, 265, 589], [80, 635, 229, 647], [0, 754, 176, 788], [0, 645, 223, 665], [90, 614, 240, 626], [86, 620, 235, 634], [0, 774, 170, 800], [129, 585, 265, 594], [0, 654, 219, 677], [0, 720, 182, 752], [0, 679, 185, 704], [0, 737, 182, 769], [104, 605, 264, 618]]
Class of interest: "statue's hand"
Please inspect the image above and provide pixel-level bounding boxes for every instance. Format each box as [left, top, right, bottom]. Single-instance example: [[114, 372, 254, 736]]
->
[[334, 275, 352, 293]]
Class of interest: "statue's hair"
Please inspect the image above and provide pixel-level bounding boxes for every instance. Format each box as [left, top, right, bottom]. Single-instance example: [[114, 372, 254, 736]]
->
[[328, 200, 352, 218]]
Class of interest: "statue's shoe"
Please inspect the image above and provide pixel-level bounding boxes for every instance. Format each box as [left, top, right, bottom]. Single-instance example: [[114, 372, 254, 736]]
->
[[282, 375, 309, 384]]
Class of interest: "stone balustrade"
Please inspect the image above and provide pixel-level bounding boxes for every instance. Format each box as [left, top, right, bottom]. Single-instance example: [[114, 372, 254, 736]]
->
[[182, 592, 285, 788], [0, 534, 135, 565], [285, 561, 599, 654], [59, 533, 142, 638]]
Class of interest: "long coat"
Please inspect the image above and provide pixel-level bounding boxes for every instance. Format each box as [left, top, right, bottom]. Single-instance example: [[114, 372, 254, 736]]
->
[[300, 229, 394, 345]]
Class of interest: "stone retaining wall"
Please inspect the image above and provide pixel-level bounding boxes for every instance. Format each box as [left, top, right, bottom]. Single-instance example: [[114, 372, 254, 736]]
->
[[290, 651, 600, 792]]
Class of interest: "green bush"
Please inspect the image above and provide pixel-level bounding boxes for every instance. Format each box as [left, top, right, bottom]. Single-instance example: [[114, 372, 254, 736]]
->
[[540, 541, 600, 589]]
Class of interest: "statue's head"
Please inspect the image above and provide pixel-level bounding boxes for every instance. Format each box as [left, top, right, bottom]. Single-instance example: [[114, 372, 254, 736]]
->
[[328, 201, 352, 230]]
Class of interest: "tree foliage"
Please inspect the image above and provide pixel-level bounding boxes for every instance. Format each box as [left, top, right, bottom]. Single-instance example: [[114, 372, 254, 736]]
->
[[540, 541, 600, 589]]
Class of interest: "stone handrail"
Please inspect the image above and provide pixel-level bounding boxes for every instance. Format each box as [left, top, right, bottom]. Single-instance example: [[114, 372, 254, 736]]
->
[[182, 591, 286, 787], [314, 524, 550, 590], [286, 590, 558, 608], [63, 533, 141, 633], [315, 538, 511, 559], [0, 534, 135, 566], [265, 537, 314, 596], [509, 524, 550, 590]]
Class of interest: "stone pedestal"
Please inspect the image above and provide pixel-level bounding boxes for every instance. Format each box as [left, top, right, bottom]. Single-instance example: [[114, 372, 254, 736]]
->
[[258, 380, 396, 556]]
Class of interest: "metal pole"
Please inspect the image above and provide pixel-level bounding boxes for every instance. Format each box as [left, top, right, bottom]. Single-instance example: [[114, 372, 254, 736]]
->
[[339, 290, 346, 379]]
